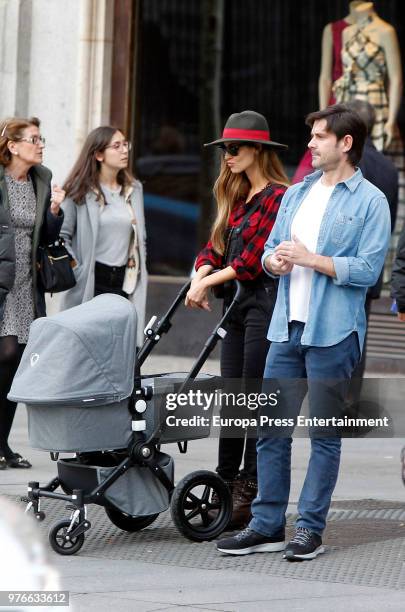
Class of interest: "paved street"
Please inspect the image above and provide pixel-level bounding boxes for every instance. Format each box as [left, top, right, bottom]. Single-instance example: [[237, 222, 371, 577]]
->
[[1, 354, 405, 612]]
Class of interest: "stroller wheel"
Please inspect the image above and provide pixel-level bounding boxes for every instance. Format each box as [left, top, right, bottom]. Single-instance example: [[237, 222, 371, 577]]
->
[[170, 470, 232, 542], [105, 507, 159, 532], [48, 519, 85, 555]]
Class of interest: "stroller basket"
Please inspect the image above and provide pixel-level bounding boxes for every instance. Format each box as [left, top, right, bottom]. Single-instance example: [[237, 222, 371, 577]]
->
[[58, 453, 174, 516]]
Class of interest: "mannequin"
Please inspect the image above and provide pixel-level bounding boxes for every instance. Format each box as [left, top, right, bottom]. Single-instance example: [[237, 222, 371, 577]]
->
[[334, 2, 402, 150], [318, 1, 363, 109]]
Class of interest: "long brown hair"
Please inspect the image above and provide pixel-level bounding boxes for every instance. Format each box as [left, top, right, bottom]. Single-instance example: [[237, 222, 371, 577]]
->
[[211, 147, 289, 254], [63, 126, 134, 204], [0, 117, 40, 166]]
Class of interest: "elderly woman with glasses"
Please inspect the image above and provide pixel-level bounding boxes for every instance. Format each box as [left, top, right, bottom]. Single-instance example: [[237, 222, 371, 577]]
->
[[0, 116, 65, 469], [59, 126, 147, 346]]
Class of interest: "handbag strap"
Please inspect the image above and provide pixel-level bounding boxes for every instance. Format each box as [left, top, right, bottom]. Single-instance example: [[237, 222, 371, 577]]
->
[[223, 196, 263, 264], [239, 197, 263, 231]]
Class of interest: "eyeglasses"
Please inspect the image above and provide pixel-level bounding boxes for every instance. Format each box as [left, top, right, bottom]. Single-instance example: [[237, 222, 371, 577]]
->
[[18, 135, 46, 146], [219, 143, 245, 157], [106, 141, 132, 152]]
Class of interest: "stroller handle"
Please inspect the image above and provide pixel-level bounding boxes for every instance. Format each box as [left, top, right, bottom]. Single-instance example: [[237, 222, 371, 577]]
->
[[177, 275, 246, 385], [133, 275, 246, 443], [229, 277, 244, 304], [137, 273, 245, 367]]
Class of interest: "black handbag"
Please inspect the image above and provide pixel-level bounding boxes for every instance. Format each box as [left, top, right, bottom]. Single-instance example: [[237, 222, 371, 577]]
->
[[38, 238, 76, 293]]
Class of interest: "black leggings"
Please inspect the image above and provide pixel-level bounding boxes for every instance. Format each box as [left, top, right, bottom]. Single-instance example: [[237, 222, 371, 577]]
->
[[0, 336, 25, 458], [217, 286, 275, 481]]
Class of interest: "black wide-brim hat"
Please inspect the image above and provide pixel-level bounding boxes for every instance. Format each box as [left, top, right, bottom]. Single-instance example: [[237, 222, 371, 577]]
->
[[204, 110, 288, 149]]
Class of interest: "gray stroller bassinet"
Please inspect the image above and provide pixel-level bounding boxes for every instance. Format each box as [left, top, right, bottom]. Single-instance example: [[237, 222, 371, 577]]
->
[[11, 284, 244, 554], [10, 295, 137, 453]]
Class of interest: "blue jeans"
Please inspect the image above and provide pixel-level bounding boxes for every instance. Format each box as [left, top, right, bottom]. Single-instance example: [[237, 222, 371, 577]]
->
[[250, 322, 360, 537]]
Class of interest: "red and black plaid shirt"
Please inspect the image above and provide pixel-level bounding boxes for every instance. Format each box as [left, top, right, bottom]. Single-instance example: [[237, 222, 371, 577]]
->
[[195, 183, 287, 281]]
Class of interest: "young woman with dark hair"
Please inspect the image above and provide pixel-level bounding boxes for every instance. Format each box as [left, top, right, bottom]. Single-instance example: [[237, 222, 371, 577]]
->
[[186, 111, 289, 529], [60, 126, 147, 346], [0, 116, 65, 469]]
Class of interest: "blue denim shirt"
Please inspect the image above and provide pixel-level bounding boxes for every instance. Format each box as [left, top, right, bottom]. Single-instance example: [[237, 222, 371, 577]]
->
[[261, 168, 391, 349]]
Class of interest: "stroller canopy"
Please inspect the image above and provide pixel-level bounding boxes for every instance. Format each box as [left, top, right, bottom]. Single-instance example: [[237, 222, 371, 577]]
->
[[9, 295, 137, 405]]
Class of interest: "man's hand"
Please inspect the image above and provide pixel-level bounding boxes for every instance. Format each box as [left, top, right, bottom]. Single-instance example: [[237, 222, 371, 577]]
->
[[275, 235, 315, 268], [266, 252, 294, 276], [185, 279, 211, 311]]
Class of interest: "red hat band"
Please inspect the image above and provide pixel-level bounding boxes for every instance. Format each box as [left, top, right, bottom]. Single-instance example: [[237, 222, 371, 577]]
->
[[222, 128, 270, 141]]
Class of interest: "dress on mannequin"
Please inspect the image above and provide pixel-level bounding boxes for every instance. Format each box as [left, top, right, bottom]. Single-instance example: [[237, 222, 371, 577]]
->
[[333, 4, 404, 254], [333, 23, 400, 151]]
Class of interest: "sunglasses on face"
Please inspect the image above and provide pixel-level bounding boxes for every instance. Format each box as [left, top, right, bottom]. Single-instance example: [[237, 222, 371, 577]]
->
[[219, 143, 245, 157]]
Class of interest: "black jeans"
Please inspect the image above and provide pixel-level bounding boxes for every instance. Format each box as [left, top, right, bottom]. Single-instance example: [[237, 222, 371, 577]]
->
[[217, 285, 276, 481], [94, 261, 128, 298]]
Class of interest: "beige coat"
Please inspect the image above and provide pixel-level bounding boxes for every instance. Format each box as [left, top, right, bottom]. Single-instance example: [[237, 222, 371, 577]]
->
[[59, 181, 147, 346]]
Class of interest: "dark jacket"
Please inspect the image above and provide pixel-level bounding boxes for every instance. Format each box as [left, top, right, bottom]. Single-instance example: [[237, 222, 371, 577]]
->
[[392, 228, 405, 312], [359, 138, 398, 299], [0, 163, 63, 322]]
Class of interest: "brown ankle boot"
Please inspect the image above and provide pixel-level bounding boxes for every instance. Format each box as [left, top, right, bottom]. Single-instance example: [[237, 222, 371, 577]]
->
[[227, 478, 257, 530], [207, 478, 234, 524]]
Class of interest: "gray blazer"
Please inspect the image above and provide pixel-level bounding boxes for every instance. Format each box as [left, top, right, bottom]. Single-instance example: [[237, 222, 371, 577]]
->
[[59, 181, 147, 346]]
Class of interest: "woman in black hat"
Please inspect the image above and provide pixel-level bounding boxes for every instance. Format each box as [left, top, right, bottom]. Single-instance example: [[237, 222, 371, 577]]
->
[[186, 110, 289, 529]]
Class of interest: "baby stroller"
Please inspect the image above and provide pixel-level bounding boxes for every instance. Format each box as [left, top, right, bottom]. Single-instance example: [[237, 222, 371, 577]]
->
[[9, 280, 244, 555]]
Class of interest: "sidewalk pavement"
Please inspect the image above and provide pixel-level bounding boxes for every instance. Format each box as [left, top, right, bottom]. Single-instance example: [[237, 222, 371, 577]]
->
[[1, 354, 405, 612]]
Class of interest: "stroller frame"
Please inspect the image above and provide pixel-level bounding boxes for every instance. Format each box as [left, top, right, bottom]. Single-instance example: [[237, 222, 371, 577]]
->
[[23, 279, 245, 554]]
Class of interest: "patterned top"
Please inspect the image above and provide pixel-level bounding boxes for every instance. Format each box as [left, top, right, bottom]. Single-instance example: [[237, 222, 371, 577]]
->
[[0, 175, 36, 343], [333, 28, 388, 151], [195, 183, 286, 281]]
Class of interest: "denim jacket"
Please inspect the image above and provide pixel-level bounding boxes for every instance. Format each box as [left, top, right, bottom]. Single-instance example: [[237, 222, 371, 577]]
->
[[261, 168, 391, 350]]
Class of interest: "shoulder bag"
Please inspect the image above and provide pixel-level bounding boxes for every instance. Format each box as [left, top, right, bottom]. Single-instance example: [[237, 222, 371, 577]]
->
[[38, 237, 76, 293]]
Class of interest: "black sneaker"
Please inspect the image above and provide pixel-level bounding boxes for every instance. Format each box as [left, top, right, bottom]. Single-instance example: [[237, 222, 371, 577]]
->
[[284, 527, 325, 561], [216, 527, 285, 555]]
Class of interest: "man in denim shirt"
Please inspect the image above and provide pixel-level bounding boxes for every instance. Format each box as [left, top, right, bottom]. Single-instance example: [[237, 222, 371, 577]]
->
[[217, 104, 391, 560]]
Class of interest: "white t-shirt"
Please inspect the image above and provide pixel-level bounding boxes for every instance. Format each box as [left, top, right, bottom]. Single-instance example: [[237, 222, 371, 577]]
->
[[288, 178, 334, 323], [95, 185, 133, 267]]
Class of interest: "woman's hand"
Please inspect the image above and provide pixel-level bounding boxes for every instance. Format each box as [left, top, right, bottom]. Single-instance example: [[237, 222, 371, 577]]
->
[[383, 121, 394, 149], [185, 278, 211, 311], [50, 185, 66, 217]]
